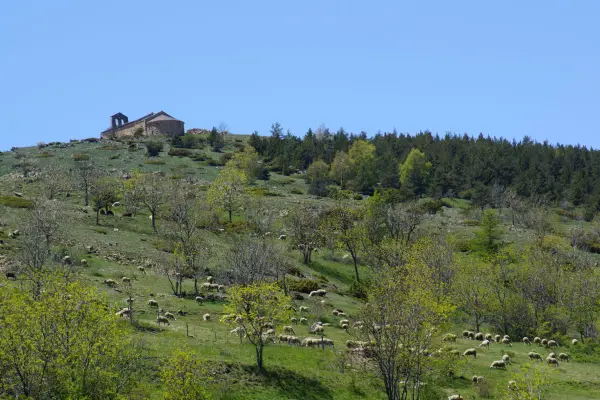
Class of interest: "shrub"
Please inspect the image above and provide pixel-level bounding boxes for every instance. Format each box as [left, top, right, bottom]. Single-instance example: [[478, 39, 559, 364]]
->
[[99, 145, 119, 151], [192, 154, 207, 162], [168, 148, 193, 157], [286, 278, 320, 294], [72, 153, 90, 161], [219, 153, 233, 165], [145, 140, 164, 157], [290, 188, 304, 195], [36, 152, 53, 158], [133, 127, 144, 138], [0, 196, 34, 209], [419, 199, 444, 215], [353, 194, 363, 201], [247, 187, 281, 197], [207, 159, 224, 167], [109, 154, 120, 160], [347, 279, 369, 299]]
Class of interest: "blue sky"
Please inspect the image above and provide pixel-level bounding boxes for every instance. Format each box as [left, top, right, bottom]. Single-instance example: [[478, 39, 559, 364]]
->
[[1, 1, 599, 150]]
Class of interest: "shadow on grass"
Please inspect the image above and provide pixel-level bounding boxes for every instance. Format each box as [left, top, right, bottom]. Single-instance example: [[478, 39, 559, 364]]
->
[[243, 365, 334, 400]]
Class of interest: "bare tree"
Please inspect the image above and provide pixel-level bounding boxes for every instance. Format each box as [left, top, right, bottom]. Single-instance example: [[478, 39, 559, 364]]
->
[[91, 177, 119, 225], [73, 161, 97, 206], [40, 162, 66, 200], [136, 173, 168, 232], [245, 196, 276, 236], [384, 201, 425, 245], [226, 237, 281, 285], [490, 181, 507, 214], [163, 183, 211, 295], [287, 205, 324, 264]]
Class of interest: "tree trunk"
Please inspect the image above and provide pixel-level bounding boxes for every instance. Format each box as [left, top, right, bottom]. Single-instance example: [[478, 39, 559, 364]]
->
[[96, 208, 100, 225], [84, 185, 89, 206], [228, 209, 233, 223], [151, 211, 157, 232], [194, 278, 199, 295], [256, 344, 264, 370], [352, 253, 360, 282]]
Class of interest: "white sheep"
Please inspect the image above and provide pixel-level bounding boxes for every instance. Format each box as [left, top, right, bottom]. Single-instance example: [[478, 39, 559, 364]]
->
[[121, 277, 131, 284], [478, 340, 490, 349], [300, 317, 308, 324], [534, 337, 541, 345], [571, 339, 579, 345], [148, 299, 158, 307], [474, 332, 484, 341], [195, 296, 204, 304], [463, 348, 477, 359], [528, 352, 543, 361], [203, 313, 211, 321], [448, 395, 464, 400], [157, 316, 170, 326], [541, 338, 548, 347], [443, 333, 457, 343], [299, 306, 309, 313], [502, 338, 512, 347], [340, 319, 349, 327], [115, 308, 130, 318], [523, 337, 531, 345], [80, 259, 88, 266], [164, 312, 175, 320], [341, 323, 349, 331], [278, 334, 289, 343], [558, 353, 569, 362], [137, 266, 145, 273], [217, 284, 226, 292], [546, 357, 559, 367], [206, 276, 213, 283], [547, 340, 559, 348], [494, 334, 501, 343], [502, 354, 510, 364], [507, 380, 517, 390], [490, 360, 506, 369], [283, 326, 295, 335], [311, 325, 324, 334], [291, 317, 298, 324], [288, 336, 301, 345], [104, 279, 118, 287]]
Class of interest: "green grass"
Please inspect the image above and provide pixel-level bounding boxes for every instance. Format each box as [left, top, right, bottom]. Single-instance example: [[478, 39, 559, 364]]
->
[[0, 196, 34, 208]]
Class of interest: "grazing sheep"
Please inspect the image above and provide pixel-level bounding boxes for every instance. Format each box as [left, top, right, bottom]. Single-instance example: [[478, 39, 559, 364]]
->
[[337, 311, 347, 317], [448, 395, 464, 400], [341, 323, 349, 331], [5, 272, 16, 280], [534, 337, 541, 345], [300, 317, 308, 324], [299, 306, 309, 313], [279, 234, 287, 240], [203, 313, 211, 321], [278, 334, 289, 343], [541, 338, 548, 347], [547, 340, 559, 348], [63, 256, 72, 264], [485, 333, 493, 341], [283, 326, 296, 335], [265, 329, 276, 336], [572, 339, 579, 345], [332, 310, 339, 316], [311, 325, 324, 334], [291, 317, 298, 324], [558, 353, 569, 362], [507, 380, 517, 390], [494, 334, 501, 343], [474, 332, 484, 341], [176, 310, 187, 316], [462, 330, 470, 339], [528, 352, 543, 361], [523, 337, 531, 345], [502, 354, 510, 364], [195, 296, 204, 304], [104, 279, 118, 287], [449, 350, 461, 357], [217, 285, 226, 292], [308, 289, 327, 298], [490, 360, 506, 369], [443, 333, 457, 343], [157, 316, 170, 326], [548, 352, 556, 359], [468, 331, 475, 340], [502, 338, 512, 347], [321, 338, 335, 347], [479, 340, 490, 349], [80, 259, 88, 266], [121, 277, 131, 284], [477, 376, 484, 384], [137, 266, 145, 273], [208, 284, 219, 291], [472, 376, 479, 385], [463, 348, 477, 359], [546, 357, 559, 367], [164, 312, 175, 320], [340, 319, 350, 326], [115, 308, 130, 318], [148, 299, 158, 307], [206, 276, 213, 283], [503, 334, 510, 340], [287, 336, 300, 345]]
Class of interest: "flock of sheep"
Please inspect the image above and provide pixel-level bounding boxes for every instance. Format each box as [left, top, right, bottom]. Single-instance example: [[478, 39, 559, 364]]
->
[[445, 331, 579, 399]]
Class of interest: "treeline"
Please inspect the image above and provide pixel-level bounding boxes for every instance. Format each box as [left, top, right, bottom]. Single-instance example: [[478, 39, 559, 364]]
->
[[248, 124, 600, 210]]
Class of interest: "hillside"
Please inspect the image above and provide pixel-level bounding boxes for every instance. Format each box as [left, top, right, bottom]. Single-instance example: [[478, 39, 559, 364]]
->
[[1, 133, 600, 399]]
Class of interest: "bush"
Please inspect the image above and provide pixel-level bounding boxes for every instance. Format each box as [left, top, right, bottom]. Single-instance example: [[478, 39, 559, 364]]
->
[[419, 199, 444, 215], [168, 148, 193, 157], [347, 279, 369, 299], [36, 152, 53, 158], [0, 196, 34, 209], [99, 145, 119, 151], [109, 154, 120, 160], [71, 153, 90, 161], [133, 127, 144, 138], [353, 194, 363, 201], [207, 159, 225, 167], [192, 154, 207, 162], [145, 140, 164, 157], [286, 278, 320, 294], [219, 153, 233, 165], [290, 188, 304, 195]]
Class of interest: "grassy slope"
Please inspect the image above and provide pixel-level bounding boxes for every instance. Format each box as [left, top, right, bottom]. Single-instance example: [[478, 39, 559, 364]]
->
[[1, 136, 600, 399]]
